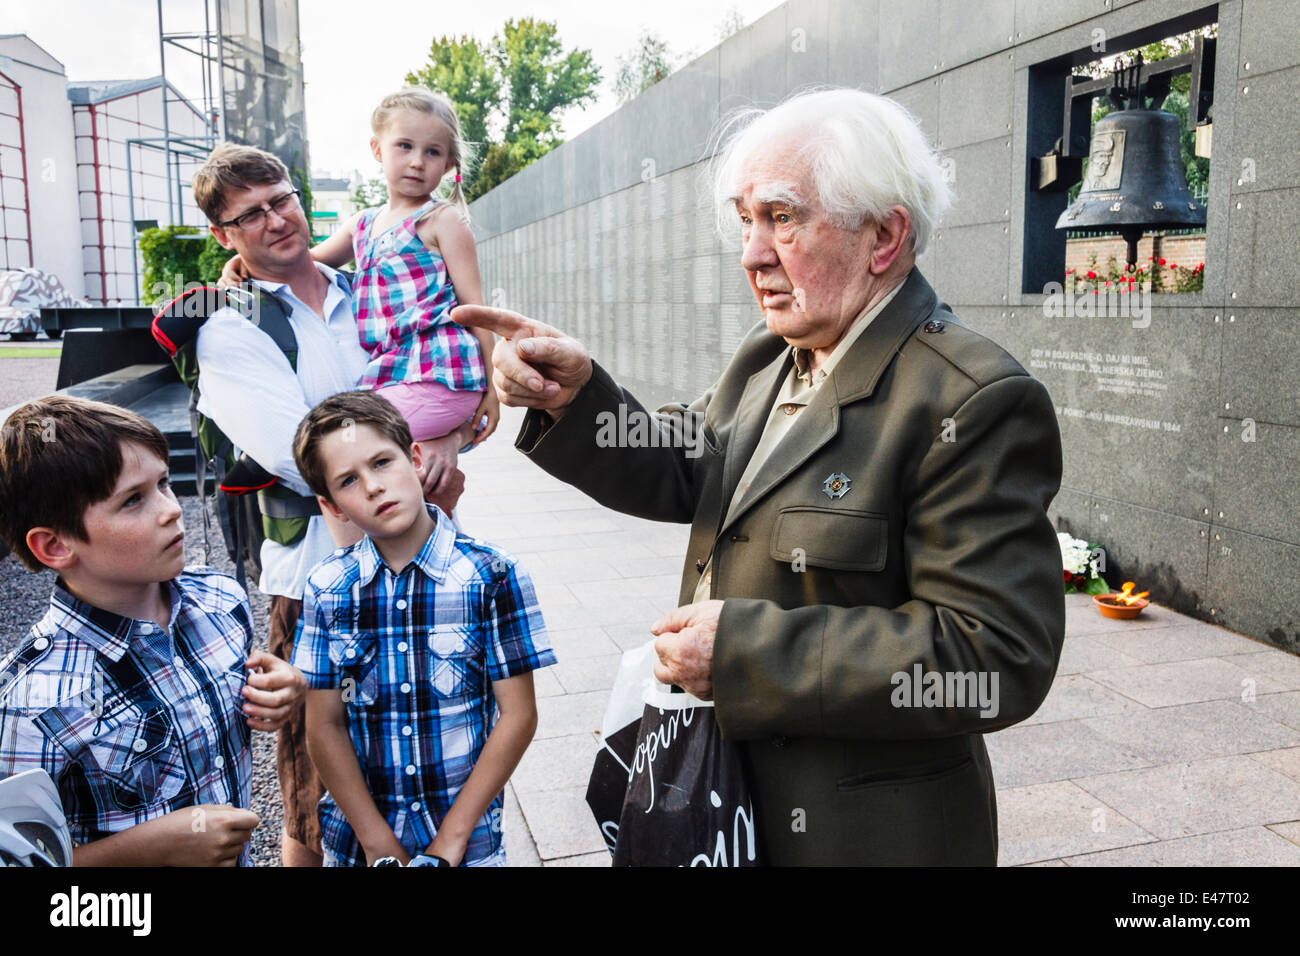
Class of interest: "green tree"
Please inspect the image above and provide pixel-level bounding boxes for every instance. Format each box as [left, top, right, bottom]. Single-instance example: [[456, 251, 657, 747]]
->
[[350, 176, 389, 209], [138, 227, 237, 302], [138, 225, 206, 304], [614, 29, 674, 104], [405, 34, 499, 149], [716, 5, 747, 42], [496, 18, 600, 147], [405, 19, 601, 201], [197, 234, 235, 284], [289, 161, 313, 218]]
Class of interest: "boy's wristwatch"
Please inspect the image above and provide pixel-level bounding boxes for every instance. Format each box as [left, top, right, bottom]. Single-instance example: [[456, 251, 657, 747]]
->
[[370, 854, 452, 867]]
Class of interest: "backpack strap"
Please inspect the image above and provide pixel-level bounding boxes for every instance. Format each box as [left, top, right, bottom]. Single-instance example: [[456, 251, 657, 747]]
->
[[151, 284, 322, 577], [222, 285, 299, 371], [152, 283, 299, 374], [260, 491, 323, 519]]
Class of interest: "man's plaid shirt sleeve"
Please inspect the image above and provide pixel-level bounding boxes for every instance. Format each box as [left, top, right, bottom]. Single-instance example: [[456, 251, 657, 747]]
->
[[485, 558, 556, 681]]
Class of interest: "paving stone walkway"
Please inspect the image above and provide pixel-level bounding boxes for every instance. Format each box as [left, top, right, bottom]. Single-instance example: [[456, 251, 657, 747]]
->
[[463, 406, 1300, 867]]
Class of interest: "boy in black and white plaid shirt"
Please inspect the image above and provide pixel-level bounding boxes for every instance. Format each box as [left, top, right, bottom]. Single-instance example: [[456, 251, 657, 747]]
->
[[0, 396, 305, 865]]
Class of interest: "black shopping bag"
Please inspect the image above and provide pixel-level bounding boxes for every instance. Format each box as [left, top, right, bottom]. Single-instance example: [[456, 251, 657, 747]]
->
[[585, 643, 759, 867]]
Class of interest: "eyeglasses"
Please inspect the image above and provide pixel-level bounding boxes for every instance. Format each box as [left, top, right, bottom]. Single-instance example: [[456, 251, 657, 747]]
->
[[218, 189, 302, 230]]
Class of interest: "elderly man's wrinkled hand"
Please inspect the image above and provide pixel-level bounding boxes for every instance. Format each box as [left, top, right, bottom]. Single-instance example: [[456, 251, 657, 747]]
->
[[650, 600, 724, 700], [451, 305, 592, 418]]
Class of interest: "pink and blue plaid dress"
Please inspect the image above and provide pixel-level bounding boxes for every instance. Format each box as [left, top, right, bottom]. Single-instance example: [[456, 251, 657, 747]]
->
[[351, 200, 487, 393]]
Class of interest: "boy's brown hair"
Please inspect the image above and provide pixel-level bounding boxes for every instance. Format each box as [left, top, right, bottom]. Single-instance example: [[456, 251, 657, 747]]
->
[[293, 391, 413, 501], [0, 396, 172, 571], [192, 142, 292, 224]]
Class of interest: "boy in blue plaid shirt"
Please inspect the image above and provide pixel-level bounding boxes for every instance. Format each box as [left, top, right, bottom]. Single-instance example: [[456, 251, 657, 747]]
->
[[291, 391, 555, 866], [0, 396, 306, 865]]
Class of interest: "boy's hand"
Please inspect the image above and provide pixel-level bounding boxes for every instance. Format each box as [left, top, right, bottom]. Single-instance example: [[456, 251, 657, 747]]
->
[[160, 804, 259, 867], [426, 832, 468, 867], [72, 804, 258, 866], [217, 253, 250, 289], [363, 835, 409, 867], [242, 649, 307, 731], [469, 389, 500, 446]]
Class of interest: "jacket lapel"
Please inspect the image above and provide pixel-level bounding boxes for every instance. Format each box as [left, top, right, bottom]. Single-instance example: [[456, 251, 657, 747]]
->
[[718, 375, 842, 538], [721, 345, 791, 508], [716, 268, 938, 538]]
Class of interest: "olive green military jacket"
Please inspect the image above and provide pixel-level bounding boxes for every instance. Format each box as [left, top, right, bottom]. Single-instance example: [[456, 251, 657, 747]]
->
[[516, 268, 1065, 865]]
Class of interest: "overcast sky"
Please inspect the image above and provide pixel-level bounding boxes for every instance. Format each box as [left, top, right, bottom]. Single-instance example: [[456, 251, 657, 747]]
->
[[8, 0, 783, 178]]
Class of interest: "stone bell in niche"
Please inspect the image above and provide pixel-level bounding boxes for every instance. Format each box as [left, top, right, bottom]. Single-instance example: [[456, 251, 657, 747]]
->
[[1057, 107, 1206, 268]]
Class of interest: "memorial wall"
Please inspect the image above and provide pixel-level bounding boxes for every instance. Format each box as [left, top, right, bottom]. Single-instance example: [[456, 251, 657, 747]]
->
[[469, 0, 1299, 651]]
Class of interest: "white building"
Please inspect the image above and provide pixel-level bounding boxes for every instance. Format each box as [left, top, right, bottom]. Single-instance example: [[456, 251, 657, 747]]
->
[[310, 170, 362, 236], [0, 34, 209, 305], [0, 34, 84, 296]]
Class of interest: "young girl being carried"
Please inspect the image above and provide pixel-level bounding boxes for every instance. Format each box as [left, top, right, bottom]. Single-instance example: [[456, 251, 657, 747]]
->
[[223, 88, 498, 520]]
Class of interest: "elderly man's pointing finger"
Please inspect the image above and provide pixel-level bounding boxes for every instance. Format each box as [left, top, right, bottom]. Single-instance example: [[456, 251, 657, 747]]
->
[[452, 304, 594, 417]]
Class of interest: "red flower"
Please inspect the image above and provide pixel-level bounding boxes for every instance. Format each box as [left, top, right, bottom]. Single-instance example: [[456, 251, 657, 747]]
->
[[1072, 574, 1087, 588], [1086, 270, 1097, 279], [1105, 281, 1112, 287], [1064, 570, 1072, 581], [1066, 268, 1075, 274], [1158, 257, 1166, 265]]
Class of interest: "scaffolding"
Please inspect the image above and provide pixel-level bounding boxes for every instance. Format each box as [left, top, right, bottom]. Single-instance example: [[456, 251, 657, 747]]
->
[[121, 0, 222, 301], [153, 0, 225, 219], [130, 0, 306, 302]]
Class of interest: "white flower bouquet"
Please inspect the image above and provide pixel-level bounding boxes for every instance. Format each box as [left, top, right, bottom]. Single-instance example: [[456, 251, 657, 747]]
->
[[1058, 532, 1109, 595]]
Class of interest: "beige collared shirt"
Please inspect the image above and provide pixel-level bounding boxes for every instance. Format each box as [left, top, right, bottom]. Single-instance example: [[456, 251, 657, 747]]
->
[[692, 282, 904, 603]]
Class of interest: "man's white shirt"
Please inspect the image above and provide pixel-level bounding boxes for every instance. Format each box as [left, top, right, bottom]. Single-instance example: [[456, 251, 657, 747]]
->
[[195, 262, 370, 599]]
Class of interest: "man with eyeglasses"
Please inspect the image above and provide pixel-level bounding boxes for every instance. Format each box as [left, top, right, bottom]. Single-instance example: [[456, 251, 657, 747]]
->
[[191, 143, 466, 867]]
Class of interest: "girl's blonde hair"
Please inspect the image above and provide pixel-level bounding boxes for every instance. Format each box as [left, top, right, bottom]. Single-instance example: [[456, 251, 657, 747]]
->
[[371, 87, 473, 219]]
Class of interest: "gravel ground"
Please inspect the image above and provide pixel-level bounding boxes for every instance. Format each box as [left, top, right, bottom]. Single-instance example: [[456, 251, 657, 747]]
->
[[0, 357, 60, 408], [0, 495, 285, 866]]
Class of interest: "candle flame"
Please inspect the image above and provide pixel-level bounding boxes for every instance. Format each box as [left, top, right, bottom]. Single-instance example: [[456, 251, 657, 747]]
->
[[1116, 581, 1150, 606]]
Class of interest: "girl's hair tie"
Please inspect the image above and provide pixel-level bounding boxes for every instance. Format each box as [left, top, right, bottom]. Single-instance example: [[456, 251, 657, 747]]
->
[[454, 174, 462, 183]]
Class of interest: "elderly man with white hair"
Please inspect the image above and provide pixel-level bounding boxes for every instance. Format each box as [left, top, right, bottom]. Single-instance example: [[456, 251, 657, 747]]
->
[[456, 88, 1065, 865]]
